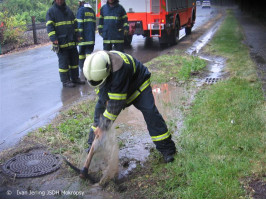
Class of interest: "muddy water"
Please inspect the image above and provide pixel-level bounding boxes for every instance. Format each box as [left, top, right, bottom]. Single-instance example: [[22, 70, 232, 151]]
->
[[104, 83, 188, 179], [78, 83, 188, 183]]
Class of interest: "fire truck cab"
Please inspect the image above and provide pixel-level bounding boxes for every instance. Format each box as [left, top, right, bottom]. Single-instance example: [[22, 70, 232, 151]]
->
[[96, 0, 196, 46]]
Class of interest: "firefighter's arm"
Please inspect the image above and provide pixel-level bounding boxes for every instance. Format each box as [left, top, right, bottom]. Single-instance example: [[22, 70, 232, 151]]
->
[[93, 9, 96, 30], [46, 10, 57, 43], [98, 8, 104, 35], [77, 8, 84, 41], [121, 7, 129, 33], [99, 73, 129, 131], [71, 12, 79, 43], [99, 99, 125, 131]]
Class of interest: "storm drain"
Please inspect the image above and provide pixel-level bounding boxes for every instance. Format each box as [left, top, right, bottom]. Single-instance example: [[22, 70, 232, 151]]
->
[[1, 152, 62, 178], [205, 77, 221, 84]]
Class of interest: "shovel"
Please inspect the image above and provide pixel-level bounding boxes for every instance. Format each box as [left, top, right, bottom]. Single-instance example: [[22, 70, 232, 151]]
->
[[79, 134, 99, 179]]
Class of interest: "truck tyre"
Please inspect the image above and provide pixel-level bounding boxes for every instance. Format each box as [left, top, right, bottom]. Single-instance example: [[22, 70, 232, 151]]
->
[[170, 18, 180, 45], [124, 35, 133, 46], [159, 31, 169, 47]]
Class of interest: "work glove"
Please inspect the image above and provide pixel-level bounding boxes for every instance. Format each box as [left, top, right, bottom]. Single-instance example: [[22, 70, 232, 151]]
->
[[51, 43, 60, 53], [124, 30, 128, 36]]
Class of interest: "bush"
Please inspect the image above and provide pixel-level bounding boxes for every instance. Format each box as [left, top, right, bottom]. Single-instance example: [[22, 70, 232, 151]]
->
[[0, 10, 26, 45]]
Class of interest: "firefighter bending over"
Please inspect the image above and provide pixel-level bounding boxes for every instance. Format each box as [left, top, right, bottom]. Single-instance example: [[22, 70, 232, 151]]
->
[[77, 0, 96, 70], [98, 0, 129, 52], [83, 51, 176, 163], [46, 0, 85, 88]]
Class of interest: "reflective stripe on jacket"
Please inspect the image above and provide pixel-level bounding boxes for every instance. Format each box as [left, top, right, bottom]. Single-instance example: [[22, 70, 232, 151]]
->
[[98, 3, 129, 43], [46, 3, 78, 49], [98, 51, 151, 123], [77, 4, 96, 46]]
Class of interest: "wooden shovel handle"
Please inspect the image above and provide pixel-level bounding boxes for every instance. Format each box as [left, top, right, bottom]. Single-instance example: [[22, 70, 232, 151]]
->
[[79, 137, 97, 179], [83, 133, 99, 169], [84, 139, 96, 169]]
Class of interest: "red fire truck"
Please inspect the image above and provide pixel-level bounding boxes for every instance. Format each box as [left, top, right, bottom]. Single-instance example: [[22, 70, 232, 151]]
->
[[96, 0, 196, 46]]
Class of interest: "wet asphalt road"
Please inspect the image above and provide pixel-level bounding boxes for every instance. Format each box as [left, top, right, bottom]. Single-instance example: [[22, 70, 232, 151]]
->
[[0, 6, 216, 151]]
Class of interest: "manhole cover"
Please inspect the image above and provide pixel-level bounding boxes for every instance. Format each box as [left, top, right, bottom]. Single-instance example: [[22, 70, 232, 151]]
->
[[1, 152, 62, 178], [205, 77, 220, 84]]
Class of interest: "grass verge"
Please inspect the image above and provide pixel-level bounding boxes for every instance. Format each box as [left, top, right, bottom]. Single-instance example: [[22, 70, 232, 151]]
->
[[146, 49, 206, 82], [25, 99, 97, 164], [120, 10, 265, 198]]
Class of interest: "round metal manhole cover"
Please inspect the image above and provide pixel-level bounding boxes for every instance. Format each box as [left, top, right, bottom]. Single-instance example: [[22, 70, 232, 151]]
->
[[1, 152, 62, 178]]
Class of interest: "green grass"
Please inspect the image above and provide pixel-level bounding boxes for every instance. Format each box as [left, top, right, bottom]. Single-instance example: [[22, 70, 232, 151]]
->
[[170, 79, 265, 198], [121, 10, 265, 199], [27, 99, 96, 162], [146, 50, 206, 83]]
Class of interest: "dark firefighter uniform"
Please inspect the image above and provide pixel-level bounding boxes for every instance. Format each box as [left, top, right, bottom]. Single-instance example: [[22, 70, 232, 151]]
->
[[98, 2, 129, 52], [88, 51, 176, 157], [46, 2, 80, 84], [77, 3, 96, 69]]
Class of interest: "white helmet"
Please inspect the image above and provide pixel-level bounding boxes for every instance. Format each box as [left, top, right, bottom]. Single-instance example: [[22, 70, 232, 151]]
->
[[83, 51, 111, 88]]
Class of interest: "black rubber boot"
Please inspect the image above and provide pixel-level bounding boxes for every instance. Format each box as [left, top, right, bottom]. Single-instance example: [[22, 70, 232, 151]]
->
[[163, 153, 175, 163], [63, 81, 75, 88], [72, 78, 85, 85]]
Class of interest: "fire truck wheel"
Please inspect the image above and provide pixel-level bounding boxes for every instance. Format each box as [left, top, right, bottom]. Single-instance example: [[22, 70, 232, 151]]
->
[[170, 18, 180, 45]]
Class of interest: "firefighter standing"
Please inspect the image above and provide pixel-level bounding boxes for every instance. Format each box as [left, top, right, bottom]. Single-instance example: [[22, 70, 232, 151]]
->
[[46, 0, 85, 88], [77, 0, 96, 70], [83, 51, 177, 163], [98, 0, 129, 52]]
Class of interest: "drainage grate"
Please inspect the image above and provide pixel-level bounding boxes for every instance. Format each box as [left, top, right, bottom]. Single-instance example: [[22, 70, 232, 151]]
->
[[1, 152, 62, 178], [205, 77, 220, 84]]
